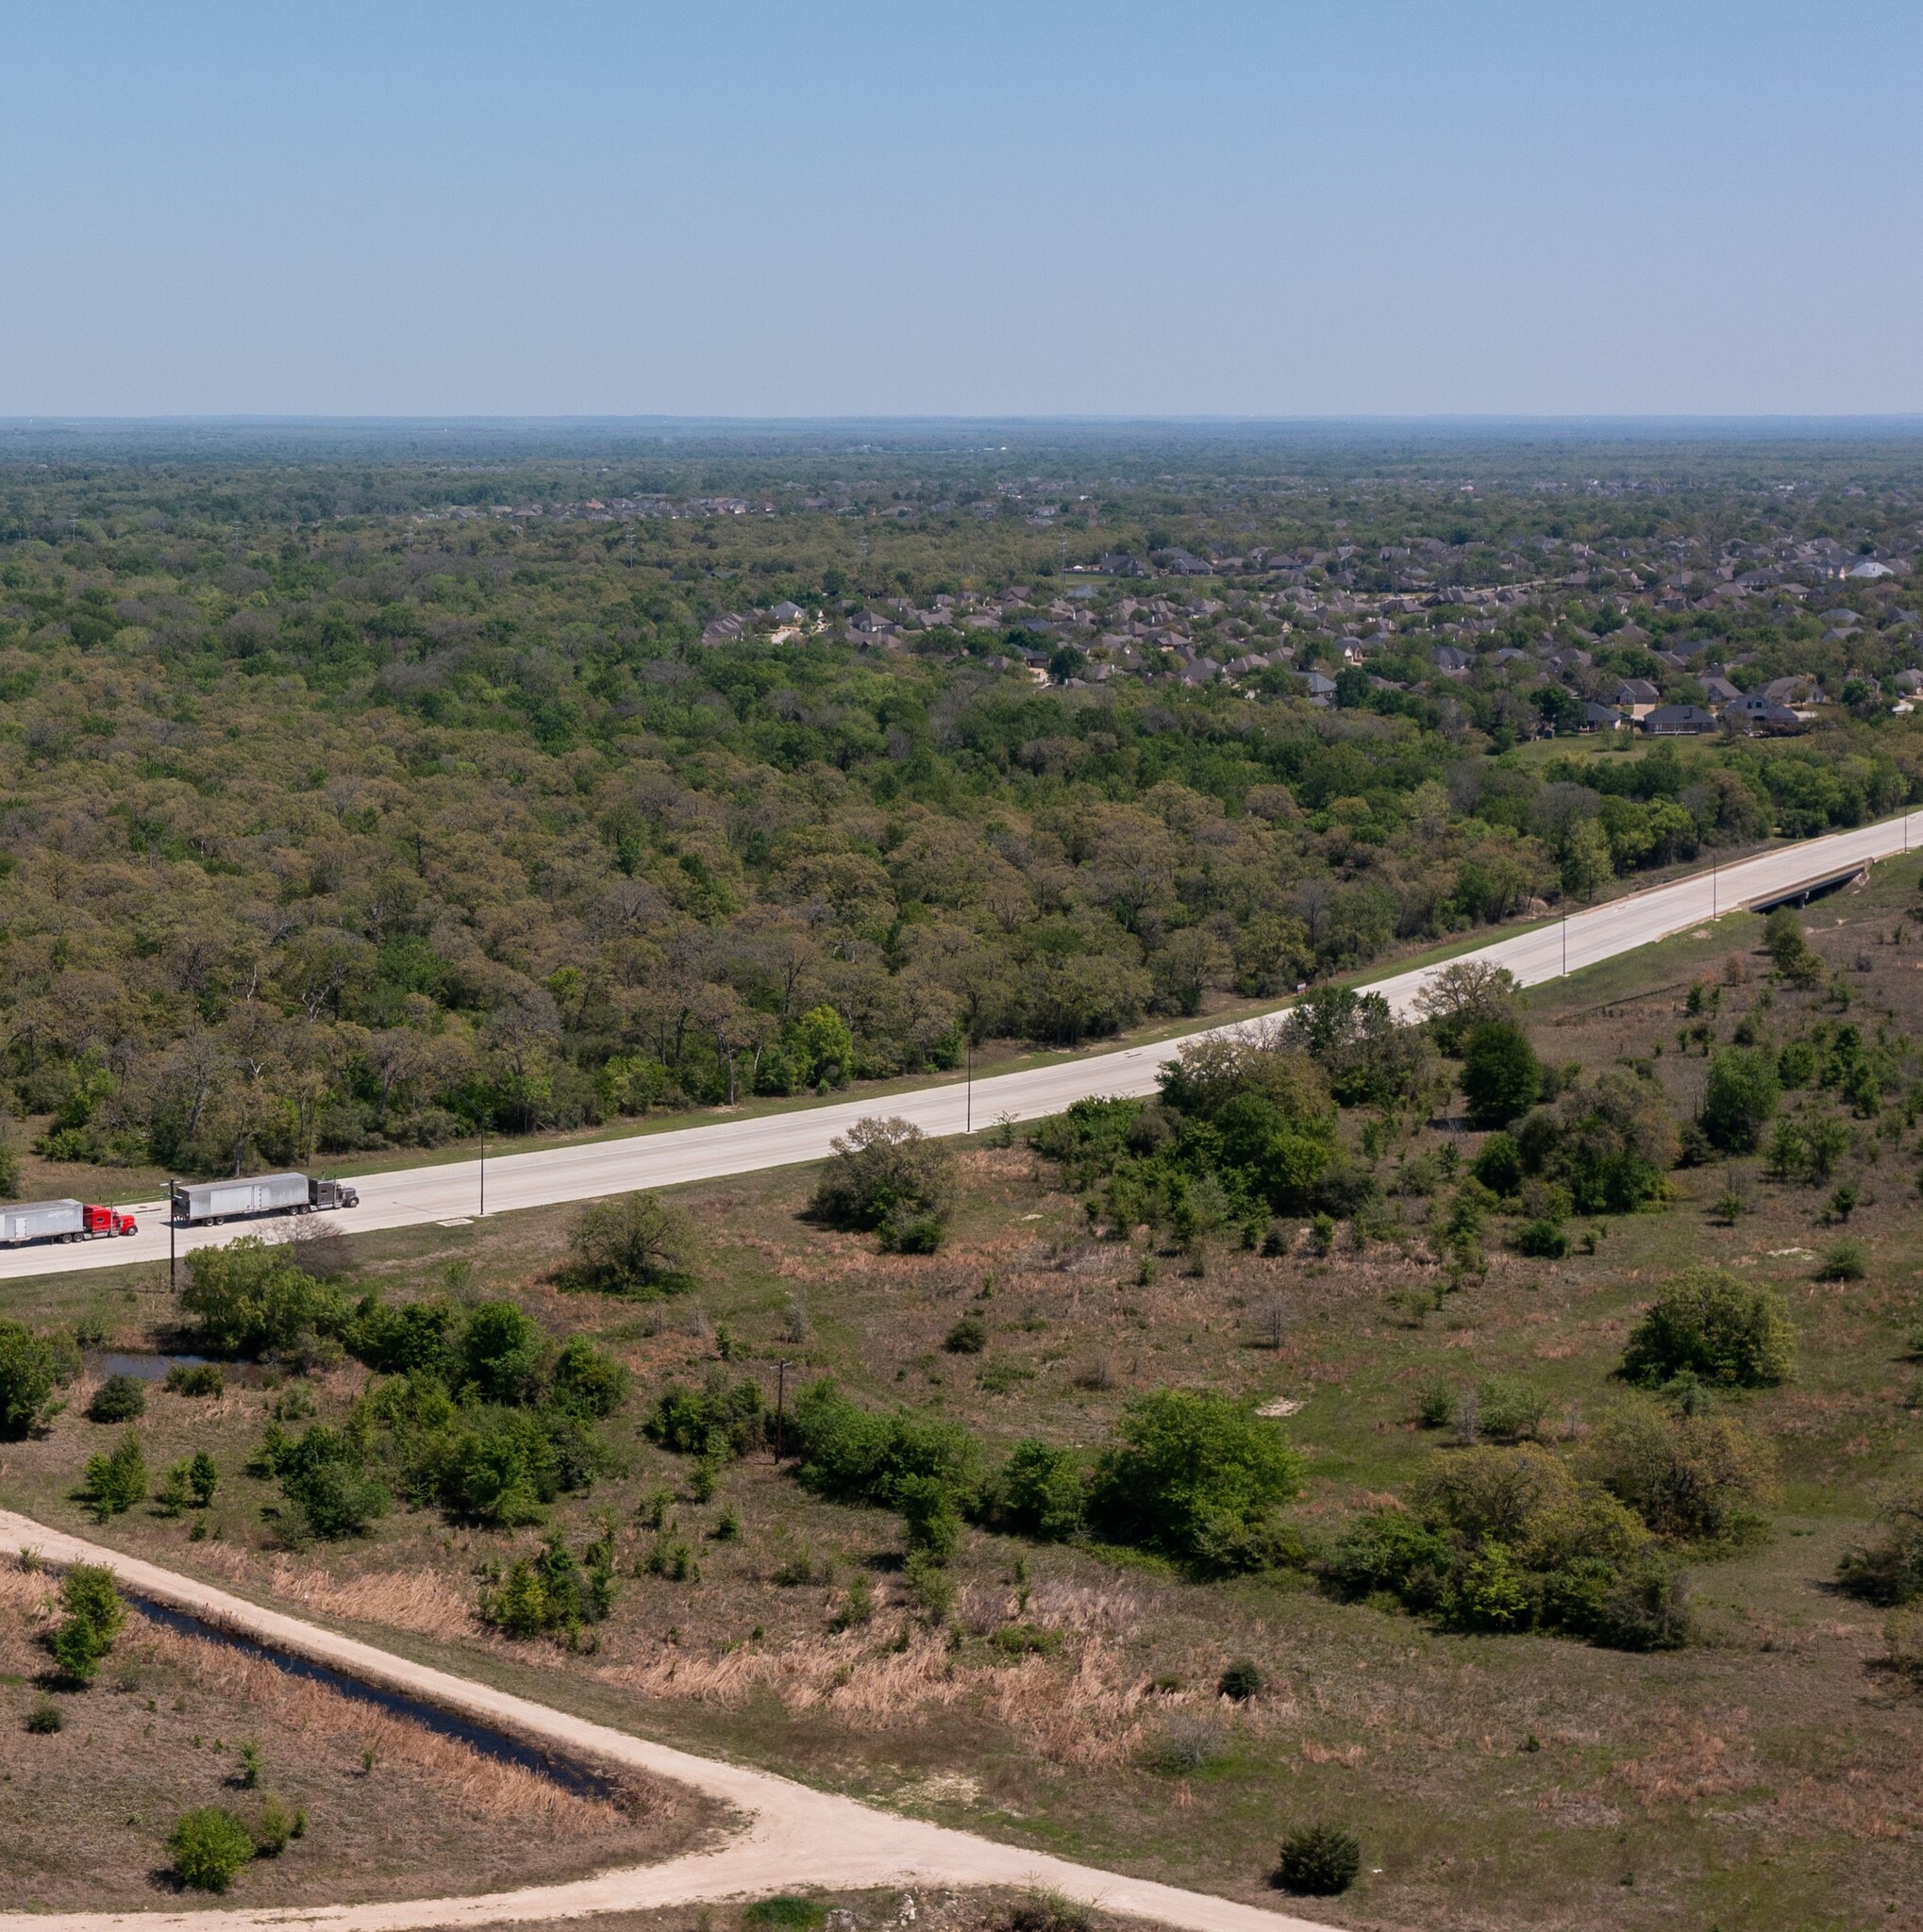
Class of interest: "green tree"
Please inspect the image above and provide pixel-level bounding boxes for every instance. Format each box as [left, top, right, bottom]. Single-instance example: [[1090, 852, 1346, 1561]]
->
[[45, 1564, 126, 1684], [80, 1429, 147, 1521], [0, 1319, 67, 1439], [565, 1191, 698, 1296], [1699, 1046, 1781, 1153], [1559, 819, 1613, 901], [168, 1807, 257, 1891], [1459, 1021, 1542, 1130], [180, 1240, 340, 1359]]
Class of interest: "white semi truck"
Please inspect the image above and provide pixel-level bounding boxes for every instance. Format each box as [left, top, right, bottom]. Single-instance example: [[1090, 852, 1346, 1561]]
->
[[169, 1173, 360, 1225]]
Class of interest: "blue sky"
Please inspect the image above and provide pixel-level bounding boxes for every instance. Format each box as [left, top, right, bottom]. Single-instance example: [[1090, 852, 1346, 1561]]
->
[[0, 1, 1917, 417]]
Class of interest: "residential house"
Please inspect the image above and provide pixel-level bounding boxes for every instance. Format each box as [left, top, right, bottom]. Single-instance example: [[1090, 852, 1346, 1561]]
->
[[1640, 704, 1717, 736], [1612, 677, 1661, 716], [1725, 694, 1806, 733], [1581, 702, 1629, 732], [1700, 674, 1743, 706]]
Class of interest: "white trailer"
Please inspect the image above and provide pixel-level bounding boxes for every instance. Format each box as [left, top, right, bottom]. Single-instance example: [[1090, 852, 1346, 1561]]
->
[[172, 1173, 312, 1224], [0, 1200, 86, 1244]]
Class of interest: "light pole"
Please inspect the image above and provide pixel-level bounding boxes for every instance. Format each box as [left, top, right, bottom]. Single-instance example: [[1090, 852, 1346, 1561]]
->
[[1712, 852, 1717, 920], [167, 1178, 176, 1295], [965, 1035, 974, 1136], [478, 1121, 486, 1218], [774, 1358, 791, 1459], [1562, 905, 1568, 976]]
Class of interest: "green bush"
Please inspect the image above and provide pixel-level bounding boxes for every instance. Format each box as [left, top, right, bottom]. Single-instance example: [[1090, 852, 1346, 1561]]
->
[[1593, 1561, 1693, 1651], [168, 1806, 258, 1891], [1217, 1658, 1265, 1701], [45, 1563, 126, 1689], [646, 1374, 763, 1460], [1515, 1218, 1569, 1259], [1837, 1494, 1923, 1607], [565, 1191, 698, 1296], [459, 1300, 545, 1404], [1475, 1375, 1549, 1444], [481, 1527, 618, 1639], [743, 1897, 828, 1931], [25, 1694, 63, 1733], [809, 1116, 953, 1237], [1088, 1389, 1303, 1574], [548, 1335, 630, 1419], [86, 1374, 147, 1423], [1817, 1240, 1867, 1282], [1274, 1823, 1362, 1896], [896, 1473, 962, 1562], [79, 1429, 146, 1522], [992, 1439, 1087, 1541], [1580, 1397, 1775, 1544], [791, 1379, 980, 1510], [1470, 1133, 1523, 1196], [250, 1791, 305, 1856], [165, 1362, 225, 1397], [255, 1424, 389, 1541], [0, 1318, 69, 1439], [943, 1315, 988, 1355], [1620, 1267, 1797, 1389]]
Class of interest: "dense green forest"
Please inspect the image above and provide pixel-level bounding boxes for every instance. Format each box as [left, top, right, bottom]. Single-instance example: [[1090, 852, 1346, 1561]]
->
[[2, 422, 1921, 1179]]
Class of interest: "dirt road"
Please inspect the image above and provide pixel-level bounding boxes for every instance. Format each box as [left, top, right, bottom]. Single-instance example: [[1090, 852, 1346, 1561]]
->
[[0, 1510, 1335, 1932]]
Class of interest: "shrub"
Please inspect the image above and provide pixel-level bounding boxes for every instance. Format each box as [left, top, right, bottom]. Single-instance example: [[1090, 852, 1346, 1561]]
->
[[251, 1791, 304, 1856], [1217, 1658, 1265, 1701], [86, 1374, 147, 1424], [565, 1191, 698, 1296], [481, 1528, 618, 1639], [1837, 1494, 1923, 1607], [1516, 1218, 1569, 1259], [256, 1424, 389, 1541], [944, 1314, 988, 1355], [1699, 1046, 1781, 1153], [903, 1548, 955, 1619], [1416, 1379, 1456, 1429], [548, 1336, 630, 1419], [1459, 1021, 1542, 1130], [168, 1806, 257, 1891], [1620, 1268, 1797, 1389], [459, 1301, 545, 1405], [1274, 1823, 1362, 1896], [646, 1374, 764, 1460], [1817, 1240, 1867, 1282], [1885, 1607, 1923, 1685], [992, 1439, 1087, 1541], [165, 1362, 225, 1397], [25, 1694, 62, 1733], [1476, 1376, 1549, 1444], [1139, 1716, 1221, 1775], [790, 1379, 980, 1509], [180, 1240, 342, 1359], [0, 1319, 69, 1439], [880, 1209, 946, 1254], [896, 1473, 963, 1562], [1088, 1389, 1303, 1573], [1470, 1132, 1523, 1196], [80, 1429, 147, 1522], [744, 1900, 828, 1932], [1580, 1397, 1773, 1544], [809, 1116, 952, 1235], [1593, 1561, 1693, 1651], [45, 1563, 125, 1685]]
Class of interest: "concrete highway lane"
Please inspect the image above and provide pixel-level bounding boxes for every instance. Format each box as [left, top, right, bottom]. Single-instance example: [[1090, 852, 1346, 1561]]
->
[[4, 807, 1917, 1287]]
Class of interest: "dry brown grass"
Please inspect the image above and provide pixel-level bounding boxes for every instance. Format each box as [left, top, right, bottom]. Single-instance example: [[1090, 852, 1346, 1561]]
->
[[188, 1540, 476, 1640], [127, 1611, 667, 1833]]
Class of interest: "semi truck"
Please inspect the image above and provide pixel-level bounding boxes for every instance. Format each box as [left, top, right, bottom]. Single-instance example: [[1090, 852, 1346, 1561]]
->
[[170, 1173, 360, 1226], [0, 1200, 140, 1246]]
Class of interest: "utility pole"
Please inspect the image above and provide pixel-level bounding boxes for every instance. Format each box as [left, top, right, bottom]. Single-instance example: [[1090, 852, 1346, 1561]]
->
[[1562, 905, 1568, 976], [965, 1035, 974, 1136], [478, 1122, 486, 1218], [774, 1359, 791, 1459], [168, 1179, 176, 1295], [1712, 852, 1717, 920]]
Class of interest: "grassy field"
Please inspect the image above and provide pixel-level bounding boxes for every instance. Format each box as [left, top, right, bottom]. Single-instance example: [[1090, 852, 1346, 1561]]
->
[[5, 861, 1923, 1929]]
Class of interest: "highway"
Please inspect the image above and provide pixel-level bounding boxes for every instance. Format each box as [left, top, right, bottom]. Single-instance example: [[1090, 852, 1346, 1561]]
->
[[3, 807, 1917, 1288]]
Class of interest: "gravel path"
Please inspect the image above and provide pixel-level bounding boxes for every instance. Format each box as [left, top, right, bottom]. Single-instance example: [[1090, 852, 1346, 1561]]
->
[[0, 1512, 1334, 1932]]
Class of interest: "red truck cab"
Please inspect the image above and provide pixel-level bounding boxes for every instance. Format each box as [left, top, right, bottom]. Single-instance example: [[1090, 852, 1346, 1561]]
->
[[81, 1205, 138, 1237]]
